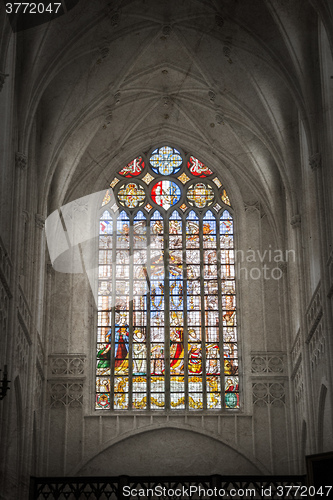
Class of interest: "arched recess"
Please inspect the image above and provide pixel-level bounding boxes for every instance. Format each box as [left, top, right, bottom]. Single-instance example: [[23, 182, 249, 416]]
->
[[75, 425, 269, 477], [318, 383, 332, 453], [301, 420, 307, 473], [14, 377, 24, 480], [31, 412, 38, 476], [5, 377, 23, 497]]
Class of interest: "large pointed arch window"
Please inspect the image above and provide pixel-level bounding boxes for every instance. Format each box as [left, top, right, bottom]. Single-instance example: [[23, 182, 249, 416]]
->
[[96, 146, 238, 411]]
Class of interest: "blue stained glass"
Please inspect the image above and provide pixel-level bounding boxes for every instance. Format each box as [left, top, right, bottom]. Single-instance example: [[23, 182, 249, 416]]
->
[[135, 210, 146, 220], [118, 210, 129, 221], [203, 210, 215, 220], [170, 210, 182, 220], [169, 267, 182, 279], [170, 294, 183, 310], [170, 280, 183, 296], [186, 210, 199, 220], [101, 210, 112, 220], [220, 219, 233, 234], [150, 146, 182, 175], [100, 220, 113, 234], [151, 210, 163, 220], [221, 210, 232, 220], [150, 280, 164, 293], [151, 296, 164, 311]]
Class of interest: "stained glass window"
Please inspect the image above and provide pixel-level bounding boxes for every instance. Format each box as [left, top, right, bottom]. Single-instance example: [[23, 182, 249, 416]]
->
[[96, 146, 239, 411]]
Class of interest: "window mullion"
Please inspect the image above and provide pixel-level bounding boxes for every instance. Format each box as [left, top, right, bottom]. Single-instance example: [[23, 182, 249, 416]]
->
[[182, 215, 188, 410], [110, 213, 116, 410], [164, 212, 170, 410], [147, 216, 151, 410], [200, 216, 207, 410], [217, 216, 224, 410], [129, 217, 134, 410]]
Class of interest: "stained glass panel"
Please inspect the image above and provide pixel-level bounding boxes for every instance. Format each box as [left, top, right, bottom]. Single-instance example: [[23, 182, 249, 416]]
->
[[187, 183, 214, 208], [212, 177, 222, 188], [110, 177, 119, 189], [188, 156, 213, 177], [150, 146, 182, 175], [119, 156, 144, 177], [222, 189, 231, 206], [118, 182, 145, 208], [178, 172, 190, 184], [119, 156, 145, 177], [142, 172, 155, 185], [151, 181, 181, 210], [102, 190, 112, 206]]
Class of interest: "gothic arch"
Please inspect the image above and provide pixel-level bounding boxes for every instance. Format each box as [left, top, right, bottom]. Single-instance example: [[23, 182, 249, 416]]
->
[[73, 424, 270, 476]]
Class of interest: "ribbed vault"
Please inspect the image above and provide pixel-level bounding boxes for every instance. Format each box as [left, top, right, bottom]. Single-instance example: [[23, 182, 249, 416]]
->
[[0, 0, 327, 234]]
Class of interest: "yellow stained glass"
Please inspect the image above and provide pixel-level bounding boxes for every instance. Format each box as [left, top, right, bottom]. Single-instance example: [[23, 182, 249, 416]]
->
[[142, 172, 155, 185], [222, 189, 231, 206], [187, 182, 214, 208], [178, 172, 190, 184]]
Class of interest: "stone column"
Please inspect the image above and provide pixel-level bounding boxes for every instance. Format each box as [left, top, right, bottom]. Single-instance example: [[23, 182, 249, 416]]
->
[[309, 152, 333, 440], [290, 209, 317, 456]]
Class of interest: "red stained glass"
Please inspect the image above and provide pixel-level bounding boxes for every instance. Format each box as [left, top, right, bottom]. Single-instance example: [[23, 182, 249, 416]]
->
[[118, 156, 144, 177], [151, 181, 181, 209], [187, 156, 213, 177]]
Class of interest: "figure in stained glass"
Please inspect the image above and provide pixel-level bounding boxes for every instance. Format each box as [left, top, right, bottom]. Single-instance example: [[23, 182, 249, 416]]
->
[[97, 340, 112, 370], [151, 345, 165, 375], [114, 326, 129, 374], [188, 344, 202, 374], [133, 331, 147, 375], [170, 328, 184, 374]]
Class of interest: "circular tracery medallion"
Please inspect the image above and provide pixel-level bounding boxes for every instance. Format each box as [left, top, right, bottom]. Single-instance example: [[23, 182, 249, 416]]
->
[[151, 180, 181, 209], [150, 146, 182, 175], [117, 182, 145, 208], [187, 182, 214, 208]]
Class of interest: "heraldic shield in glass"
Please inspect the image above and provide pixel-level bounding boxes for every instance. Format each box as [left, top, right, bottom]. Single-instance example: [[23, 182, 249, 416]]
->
[[96, 146, 239, 410]]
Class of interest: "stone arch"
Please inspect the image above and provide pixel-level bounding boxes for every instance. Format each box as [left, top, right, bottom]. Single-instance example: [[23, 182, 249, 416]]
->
[[74, 424, 270, 477]]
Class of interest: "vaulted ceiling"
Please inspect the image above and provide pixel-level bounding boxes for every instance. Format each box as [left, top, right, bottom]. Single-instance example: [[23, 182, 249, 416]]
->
[[1, 0, 332, 238]]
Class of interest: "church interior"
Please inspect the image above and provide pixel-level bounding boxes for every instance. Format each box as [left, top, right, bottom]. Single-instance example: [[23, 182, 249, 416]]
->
[[0, 0, 333, 498]]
